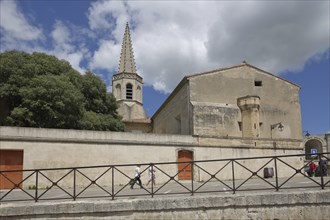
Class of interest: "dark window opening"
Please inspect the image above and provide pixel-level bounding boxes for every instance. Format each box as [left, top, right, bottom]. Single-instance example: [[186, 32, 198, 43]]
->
[[255, 81, 262, 86], [238, 122, 242, 131], [126, 84, 133, 99]]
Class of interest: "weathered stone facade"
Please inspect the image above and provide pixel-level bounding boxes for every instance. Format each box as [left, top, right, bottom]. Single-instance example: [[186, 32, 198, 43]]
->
[[2, 190, 329, 219], [152, 63, 303, 143]]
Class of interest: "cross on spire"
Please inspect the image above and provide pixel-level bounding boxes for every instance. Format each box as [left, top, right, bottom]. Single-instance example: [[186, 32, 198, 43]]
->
[[118, 22, 137, 74]]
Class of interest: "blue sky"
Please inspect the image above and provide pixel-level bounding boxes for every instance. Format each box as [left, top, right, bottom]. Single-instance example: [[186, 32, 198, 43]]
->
[[0, 0, 329, 135]]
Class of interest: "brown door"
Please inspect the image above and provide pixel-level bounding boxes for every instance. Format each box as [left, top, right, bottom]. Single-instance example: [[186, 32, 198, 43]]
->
[[178, 150, 193, 180], [0, 150, 23, 189]]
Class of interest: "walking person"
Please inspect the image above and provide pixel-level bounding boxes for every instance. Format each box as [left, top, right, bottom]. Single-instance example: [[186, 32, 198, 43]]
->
[[320, 159, 328, 176], [308, 162, 317, 177], [131, 165, 143, 189], [146, 165, 156, 188]]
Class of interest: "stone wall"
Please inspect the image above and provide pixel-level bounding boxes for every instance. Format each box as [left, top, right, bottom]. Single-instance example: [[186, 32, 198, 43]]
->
[[152, 83, 190, 135], [1, 190, 329, 219], [0, 126, 303, 188], [189, 65, 302, 139], [192, 102, 240, 137]]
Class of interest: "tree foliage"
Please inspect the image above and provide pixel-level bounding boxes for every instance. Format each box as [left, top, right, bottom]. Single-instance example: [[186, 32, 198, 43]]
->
[[0, 50, 124, 131]]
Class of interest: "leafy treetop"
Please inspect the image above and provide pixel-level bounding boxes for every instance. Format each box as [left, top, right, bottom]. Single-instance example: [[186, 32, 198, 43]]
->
[[0, 50, 124, 131]]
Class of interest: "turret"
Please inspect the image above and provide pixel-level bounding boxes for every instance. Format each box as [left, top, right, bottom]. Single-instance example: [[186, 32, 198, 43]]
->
[[237, 96, 261, 138]]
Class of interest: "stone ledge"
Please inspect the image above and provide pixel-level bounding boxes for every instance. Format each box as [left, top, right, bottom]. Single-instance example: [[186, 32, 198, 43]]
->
[[1, 190, 330, 219]]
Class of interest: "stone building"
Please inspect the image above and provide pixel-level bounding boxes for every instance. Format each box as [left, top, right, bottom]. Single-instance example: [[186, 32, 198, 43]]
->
[[152, 62, 302, 142]]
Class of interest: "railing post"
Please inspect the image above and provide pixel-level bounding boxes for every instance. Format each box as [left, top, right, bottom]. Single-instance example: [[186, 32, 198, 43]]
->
[[191, 161, 194, 196], [151, 163, 154, 198], [111, 166, 115, 200], [231, 160, 235, 194], [73, 168, 76, 201], [35, 170, 38, 202], [318, 154, 324, 189], [274, 157, 279, 191]]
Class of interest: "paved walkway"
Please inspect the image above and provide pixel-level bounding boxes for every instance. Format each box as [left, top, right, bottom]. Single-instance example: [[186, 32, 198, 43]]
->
[[1, 176, 329, 203]]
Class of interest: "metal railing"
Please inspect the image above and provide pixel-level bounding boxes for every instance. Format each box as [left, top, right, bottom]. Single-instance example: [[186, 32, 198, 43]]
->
[[0, 152, 329, 203]]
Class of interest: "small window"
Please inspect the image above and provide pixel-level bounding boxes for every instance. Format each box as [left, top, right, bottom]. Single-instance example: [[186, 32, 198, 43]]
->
[[255, 81, 262, 87], [126, 84, 133, 99], [238, 122, 242, 131]]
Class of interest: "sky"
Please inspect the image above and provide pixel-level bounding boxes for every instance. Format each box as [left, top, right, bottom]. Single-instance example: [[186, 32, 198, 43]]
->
[[0, 0, 329, 135]]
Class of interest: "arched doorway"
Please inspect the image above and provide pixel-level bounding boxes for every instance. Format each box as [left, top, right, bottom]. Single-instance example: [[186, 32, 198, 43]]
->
[[305, 139, 323, 160], [178, 150, 193, 180]]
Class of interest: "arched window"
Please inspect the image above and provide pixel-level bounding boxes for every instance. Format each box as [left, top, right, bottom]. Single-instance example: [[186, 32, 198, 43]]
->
[[126, 83, 133, 99]]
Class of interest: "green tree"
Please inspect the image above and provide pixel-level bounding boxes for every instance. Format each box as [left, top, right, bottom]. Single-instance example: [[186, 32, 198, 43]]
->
[[81, 71, 108, 113], [0, 50, 124, 131]]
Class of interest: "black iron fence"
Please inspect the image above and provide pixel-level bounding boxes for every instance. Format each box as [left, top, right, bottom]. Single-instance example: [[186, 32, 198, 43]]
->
[[0, 152, 329, 203]]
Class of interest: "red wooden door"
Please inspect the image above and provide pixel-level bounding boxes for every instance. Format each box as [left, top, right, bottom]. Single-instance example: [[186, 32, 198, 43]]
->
[[178, 150, 193, 180], [0, 150, 23, 189]]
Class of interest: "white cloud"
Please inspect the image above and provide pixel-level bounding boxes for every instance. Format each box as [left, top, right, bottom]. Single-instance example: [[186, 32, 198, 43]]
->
[[87, 0, 129, 40], [205, 1, 330, 73], [87, 1, 329, 93], [49, 20, 87, 74], [0, 0, 44, 49], [1, 1, 329, 94], [0, 1, 43, 41], [51, 21, 74, 51], [89, 39, 121, 71]]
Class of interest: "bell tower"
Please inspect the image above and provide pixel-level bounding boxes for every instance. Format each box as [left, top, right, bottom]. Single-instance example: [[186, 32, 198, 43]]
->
[[112, 23, 150, 132]]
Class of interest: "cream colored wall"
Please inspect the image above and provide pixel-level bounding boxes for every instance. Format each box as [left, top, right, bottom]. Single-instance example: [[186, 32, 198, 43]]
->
[[152, 83, 191, 135], [124, 122, 152, 133], [191, 102, 240, 137], [194, 147, 302, 181], [190, 65, 302, 140], [117, 100, 148, 121], [0, 127, 303, 189]]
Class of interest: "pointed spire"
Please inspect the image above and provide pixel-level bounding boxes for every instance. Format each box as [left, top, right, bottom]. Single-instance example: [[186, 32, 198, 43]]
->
[[118, 22, 137, 74]]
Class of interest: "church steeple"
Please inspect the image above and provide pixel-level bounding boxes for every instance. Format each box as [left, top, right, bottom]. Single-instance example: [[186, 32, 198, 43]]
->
[[118, 22, 137, 74], [112, 23, 149, 131]]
